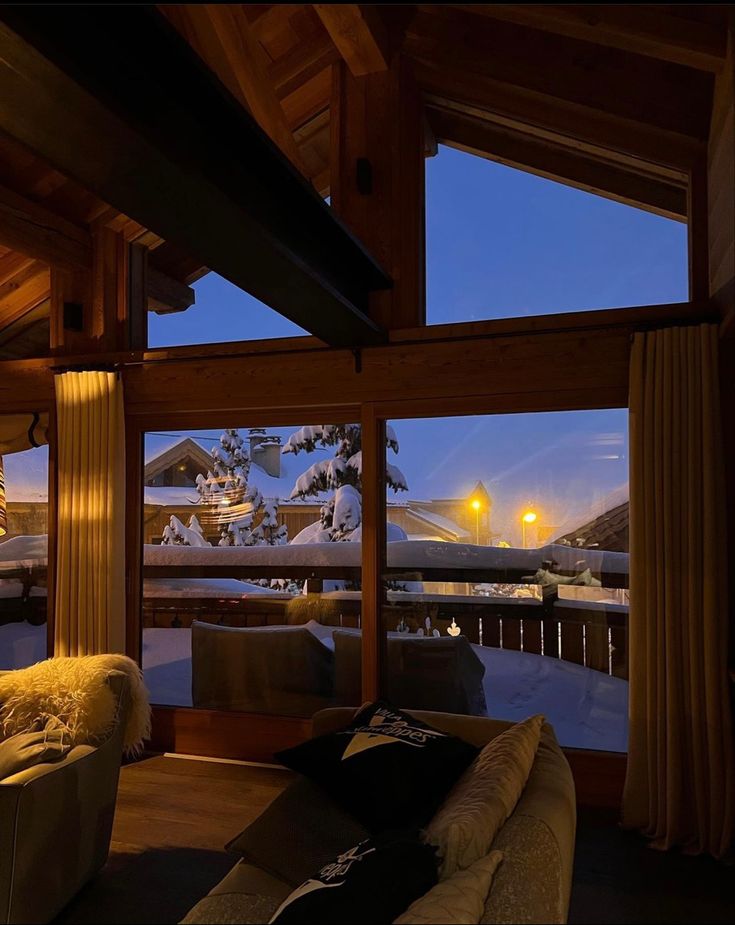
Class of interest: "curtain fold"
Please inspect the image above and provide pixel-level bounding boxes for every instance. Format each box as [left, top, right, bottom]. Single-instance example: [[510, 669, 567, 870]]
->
[[54, 371, 125, 657], [623, 324, 734, 858]]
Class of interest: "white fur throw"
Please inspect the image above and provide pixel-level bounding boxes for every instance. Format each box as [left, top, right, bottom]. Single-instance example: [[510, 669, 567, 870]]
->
[[0, 654, 151, 756]]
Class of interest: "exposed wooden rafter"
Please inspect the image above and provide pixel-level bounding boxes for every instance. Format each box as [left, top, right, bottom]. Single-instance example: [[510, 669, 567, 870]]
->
[[0, 186, 196, 318], [314, 4, 389, 76], [0, 7, 390, 347], [147, 265, 196, 316], [0, 261, 49, 330], [406, 6, 712, 174], [160, 4, 308, 176], [460, 5, 728, 74], [0, 182, 91, 272], [429, 107, 687, 221]]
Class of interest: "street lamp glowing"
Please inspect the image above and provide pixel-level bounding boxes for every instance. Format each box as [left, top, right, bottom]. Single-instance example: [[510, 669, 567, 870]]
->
[[521, 509, 538, 548], [470, 498, 482, 544]]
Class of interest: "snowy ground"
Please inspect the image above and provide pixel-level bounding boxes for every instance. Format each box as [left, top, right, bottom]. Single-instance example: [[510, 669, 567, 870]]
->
[[0, 620, 628, 752]]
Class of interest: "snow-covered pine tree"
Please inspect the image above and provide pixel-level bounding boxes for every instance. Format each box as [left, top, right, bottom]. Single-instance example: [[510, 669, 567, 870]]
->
[[160, 514, 212, 547], [195, 428, 286, 546], [283, 423, 407, 541]]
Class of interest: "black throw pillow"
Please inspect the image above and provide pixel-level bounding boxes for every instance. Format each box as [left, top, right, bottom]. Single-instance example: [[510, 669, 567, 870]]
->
[[269, 829, 438, 924], [275, 701, 478, 832]]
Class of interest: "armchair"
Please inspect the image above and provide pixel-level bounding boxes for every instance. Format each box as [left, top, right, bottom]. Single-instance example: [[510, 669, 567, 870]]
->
[[0, 670, 129, 924]]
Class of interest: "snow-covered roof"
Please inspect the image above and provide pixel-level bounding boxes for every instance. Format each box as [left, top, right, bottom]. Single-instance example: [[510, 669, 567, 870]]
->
[[552, 482, 629, 545], [406, 506, 471, 541]]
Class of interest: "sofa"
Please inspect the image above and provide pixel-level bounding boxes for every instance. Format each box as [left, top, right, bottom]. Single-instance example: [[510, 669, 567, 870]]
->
[[0, 670, 129, 924], [182, 707, 577, 924]]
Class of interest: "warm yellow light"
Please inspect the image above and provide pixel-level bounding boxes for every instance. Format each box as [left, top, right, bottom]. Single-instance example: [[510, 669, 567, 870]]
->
[[471, 499, 481, 511], [522, 510, 537, 524]]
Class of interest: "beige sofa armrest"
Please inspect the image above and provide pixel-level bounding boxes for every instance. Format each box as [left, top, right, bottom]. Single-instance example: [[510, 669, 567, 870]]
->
[[0, 671, 128, 925], [0, 743, 96, 789]]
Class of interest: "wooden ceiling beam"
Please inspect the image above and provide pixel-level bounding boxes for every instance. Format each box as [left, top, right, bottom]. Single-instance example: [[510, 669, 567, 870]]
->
[[0, 181, 92, 272], [416, 64, 702, 176], [160, 4, 308, 176], [0, 8, 389, 347], [0, 184, 196, 315], [314, 4, 389, 76], [406, 8, 713, 145], [147, 265, 196, 316], [459, 5, 728, 74], [429, 107, 687, 221], [0, 251, 35, 288], [0, 263, 49, 330]]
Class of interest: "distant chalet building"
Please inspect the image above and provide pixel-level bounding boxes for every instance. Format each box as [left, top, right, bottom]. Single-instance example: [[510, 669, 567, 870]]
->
[[554, 501, 629, 553], [142, 437, 491, 546]]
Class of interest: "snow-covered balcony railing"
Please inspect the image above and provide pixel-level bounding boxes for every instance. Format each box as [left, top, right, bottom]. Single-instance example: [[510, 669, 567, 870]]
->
[[142, 541, 630, 678], [142, 539, 628, 584]]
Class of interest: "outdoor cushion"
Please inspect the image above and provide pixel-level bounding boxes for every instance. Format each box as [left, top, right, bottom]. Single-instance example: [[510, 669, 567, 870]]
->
[[191, 621, 334, 716], [333, 630, 487, 716]]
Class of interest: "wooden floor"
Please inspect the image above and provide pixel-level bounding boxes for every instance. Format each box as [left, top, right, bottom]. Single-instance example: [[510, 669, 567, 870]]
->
[[56, 755, 295, 925], [57, 756, 734, 925]]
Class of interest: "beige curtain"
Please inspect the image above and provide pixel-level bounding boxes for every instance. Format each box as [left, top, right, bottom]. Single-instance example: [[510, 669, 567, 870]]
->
[[54, 371, 125, 657], [623, 324, 734, 858]]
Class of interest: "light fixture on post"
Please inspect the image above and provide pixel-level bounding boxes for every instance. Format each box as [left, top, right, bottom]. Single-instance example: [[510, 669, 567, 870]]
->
[[0, 455, 6, 537], [521, 509, 537, 549]]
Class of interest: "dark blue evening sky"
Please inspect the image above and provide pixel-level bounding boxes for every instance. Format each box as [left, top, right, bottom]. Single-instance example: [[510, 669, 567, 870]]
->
[[148, 144, 688, 345]]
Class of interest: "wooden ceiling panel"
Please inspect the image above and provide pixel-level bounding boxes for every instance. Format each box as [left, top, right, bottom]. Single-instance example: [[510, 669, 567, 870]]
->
[[281, 66, 331, 130], [459, 5, 728, 73], [407, 6, 713, 141]]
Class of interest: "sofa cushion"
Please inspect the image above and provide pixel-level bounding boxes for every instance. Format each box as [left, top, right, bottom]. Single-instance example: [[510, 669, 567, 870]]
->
[[395, 851, 503, 924], [276, 701, 478, 832], [269, 830, 438, 924], [226, 776, 370, 886], [0, 728, 70, 779], [424, 715, 543, 878]]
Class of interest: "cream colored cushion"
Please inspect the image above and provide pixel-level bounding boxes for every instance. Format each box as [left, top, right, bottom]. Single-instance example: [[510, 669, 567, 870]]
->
[[394, 851, 503, 924], [424, 715, 543, 878]]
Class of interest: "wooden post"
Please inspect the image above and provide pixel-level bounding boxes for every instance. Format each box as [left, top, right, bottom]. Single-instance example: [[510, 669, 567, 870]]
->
[[331, 56, 426, 329], [360, 404, 387, 701], [50, 226, 144, 354]]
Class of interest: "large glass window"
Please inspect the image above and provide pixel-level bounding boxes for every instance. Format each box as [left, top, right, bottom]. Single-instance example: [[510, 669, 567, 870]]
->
[[141, 423, 363, 714], [147, 272, 309, 349], [379, 410, 629, 752], [0, 441, 49, 669], [426, 145, 688, 325]]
